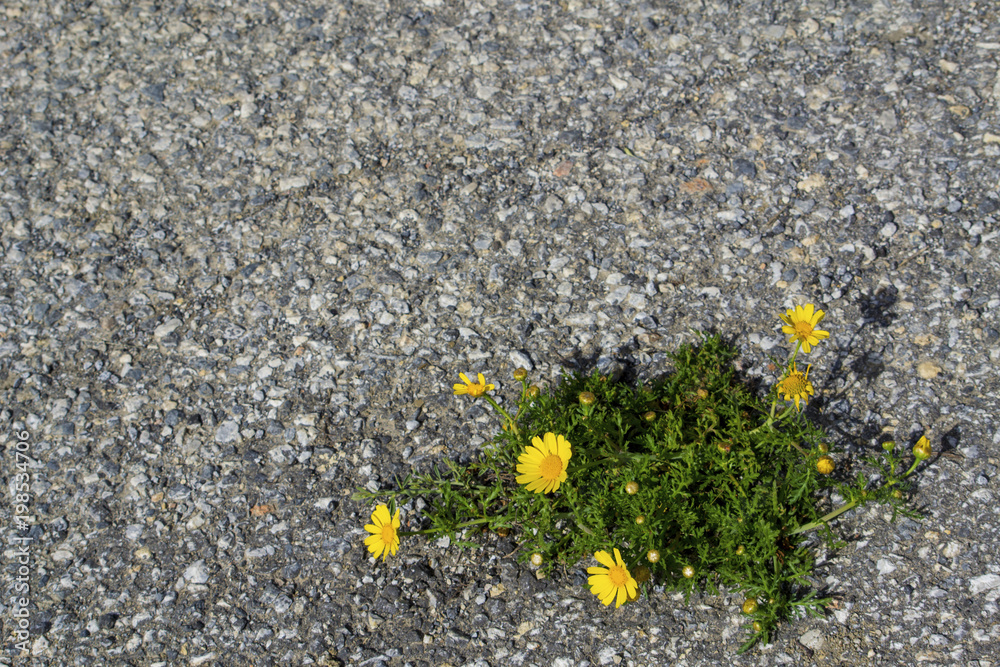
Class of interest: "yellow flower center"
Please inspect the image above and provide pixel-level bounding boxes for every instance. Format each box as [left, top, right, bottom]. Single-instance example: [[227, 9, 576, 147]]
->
[[794, 321, 814, 338], [782, 374, 808, 394], [381, 524, 395, 544], [539, 454, 564, 481], [467, 384, 485, 397], [608, 565, 629, 587]]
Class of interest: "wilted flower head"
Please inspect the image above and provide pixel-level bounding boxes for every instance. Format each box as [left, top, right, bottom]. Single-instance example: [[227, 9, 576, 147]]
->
[[913, 435, 932, 460], [777, 363, 815, 411]]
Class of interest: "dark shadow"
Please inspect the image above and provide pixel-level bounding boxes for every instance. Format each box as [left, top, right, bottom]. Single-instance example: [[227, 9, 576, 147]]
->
[[858, 285, 898, 328], [809, 286, 899, 452]]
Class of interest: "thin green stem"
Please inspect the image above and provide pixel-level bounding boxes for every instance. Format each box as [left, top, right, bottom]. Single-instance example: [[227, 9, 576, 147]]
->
[[399, 516, 494, 537], [484, 395, 519, 435], [791, 453, 926, 536]]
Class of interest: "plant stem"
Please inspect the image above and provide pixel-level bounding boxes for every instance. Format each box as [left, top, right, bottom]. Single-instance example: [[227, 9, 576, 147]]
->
[[790, 454, 926, 536], [485, 395, 519, 435], [399, 516, 494, 537]]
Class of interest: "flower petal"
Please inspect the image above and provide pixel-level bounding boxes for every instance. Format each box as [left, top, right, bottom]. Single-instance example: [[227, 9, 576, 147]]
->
[[372, 504, 391, 526], [615, 584, 628, 608], [594, 550, 616, 569]]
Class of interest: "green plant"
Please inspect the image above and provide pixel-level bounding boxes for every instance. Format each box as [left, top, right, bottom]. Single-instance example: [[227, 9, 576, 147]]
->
[[354, 306, 930, 650]]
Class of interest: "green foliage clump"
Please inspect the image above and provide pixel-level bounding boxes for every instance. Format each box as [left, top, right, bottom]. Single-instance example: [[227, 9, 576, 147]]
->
[[356, 333, 926, 650]]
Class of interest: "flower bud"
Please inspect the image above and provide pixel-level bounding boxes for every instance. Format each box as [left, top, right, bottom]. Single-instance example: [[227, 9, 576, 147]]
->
[[635, 515, 645, 525], [742, 599, 758, 614], [625, 481, 639, 495], [735, 545, 745, 556], [753, 621, 763, 633], [913, 435, 931, 461], [578, 391, 596, 406], [816, 456, 835, 475], [643, 411, 657, 422], [882, 440, 896, 452], [646, 549, 660, 563], [633, 565, 651, 584], [513, 368, 527, 381], [530, 553, 543, 567], [526, 385, 540, 398], [682, 565, 695, 579], [817, 443, 829, 454]]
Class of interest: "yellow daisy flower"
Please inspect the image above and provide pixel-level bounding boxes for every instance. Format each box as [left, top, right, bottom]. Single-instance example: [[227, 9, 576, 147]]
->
[[453, 372, 495, 398], [587, 548, 638, 608], [779, 303, 830, 353], [515, 432, 572, 494], [363, 504, 400, 561], [777, 363, 814, 411]]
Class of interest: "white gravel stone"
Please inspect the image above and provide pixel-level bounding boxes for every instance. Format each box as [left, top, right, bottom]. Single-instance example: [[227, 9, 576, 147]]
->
[[970, 574, 1000, 595], [215, 421, 240, 443]]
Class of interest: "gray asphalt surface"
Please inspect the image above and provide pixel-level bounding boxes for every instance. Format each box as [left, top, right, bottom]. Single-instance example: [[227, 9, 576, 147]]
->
[[1, 0, 999, 665]]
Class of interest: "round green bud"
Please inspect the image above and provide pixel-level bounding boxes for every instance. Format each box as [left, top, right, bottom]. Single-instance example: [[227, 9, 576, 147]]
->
[[625, 481, 639, 495], [578, 391, 596, 406], [513, 368, 527, 381]]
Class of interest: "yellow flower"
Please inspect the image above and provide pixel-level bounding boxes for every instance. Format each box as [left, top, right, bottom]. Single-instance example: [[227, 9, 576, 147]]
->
[[363, 504, 400, 561], [816, 456, 835, 475], [453, 372, 495, 398], [587, 548, 638, 608], [777, 363, 814, 411], [913, 435, 932, 460], [516, 432, 572, 494], [779, 303, 830, 353]]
